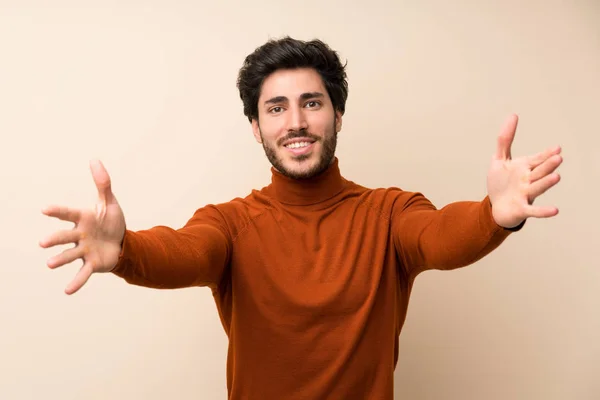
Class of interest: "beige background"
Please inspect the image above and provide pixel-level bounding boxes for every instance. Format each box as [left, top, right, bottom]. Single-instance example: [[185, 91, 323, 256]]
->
[[1, 0, 599, 399]]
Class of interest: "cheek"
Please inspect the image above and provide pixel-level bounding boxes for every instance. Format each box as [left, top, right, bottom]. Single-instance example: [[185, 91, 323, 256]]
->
[[308, 116, 335, 135], [259, 120, 286, 143]]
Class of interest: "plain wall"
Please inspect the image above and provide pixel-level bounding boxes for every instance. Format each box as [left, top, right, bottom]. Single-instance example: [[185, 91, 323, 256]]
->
[[1, 1, 599, 399]]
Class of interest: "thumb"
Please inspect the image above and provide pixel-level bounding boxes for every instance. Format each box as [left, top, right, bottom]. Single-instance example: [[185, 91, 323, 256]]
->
[[89, 159, 115, 212], [495, 114, 518, 160]]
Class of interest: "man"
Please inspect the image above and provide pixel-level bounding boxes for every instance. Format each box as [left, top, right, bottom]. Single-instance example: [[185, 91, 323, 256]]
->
[[39, 37, 562, 399]]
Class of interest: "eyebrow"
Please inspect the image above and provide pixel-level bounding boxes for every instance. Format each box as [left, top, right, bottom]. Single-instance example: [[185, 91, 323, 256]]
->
[[263, 92, 324, 106]]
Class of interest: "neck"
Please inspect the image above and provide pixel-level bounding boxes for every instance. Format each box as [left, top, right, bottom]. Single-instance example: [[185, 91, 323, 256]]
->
[[267, 157, 346, 205]]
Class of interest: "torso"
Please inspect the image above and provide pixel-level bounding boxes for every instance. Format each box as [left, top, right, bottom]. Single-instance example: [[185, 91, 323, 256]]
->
[[212, 183, 414, 399]]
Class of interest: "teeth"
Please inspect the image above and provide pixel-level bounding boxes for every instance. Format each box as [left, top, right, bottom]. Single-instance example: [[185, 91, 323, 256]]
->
[[285, 141, 311, 149]]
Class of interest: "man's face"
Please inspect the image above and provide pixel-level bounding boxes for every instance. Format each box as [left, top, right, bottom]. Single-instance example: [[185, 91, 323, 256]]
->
[[252, 67, 343, 180]]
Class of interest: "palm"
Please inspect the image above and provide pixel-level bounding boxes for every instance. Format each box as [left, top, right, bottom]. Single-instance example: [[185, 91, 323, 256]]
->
[[487, 114, 562, 228], [40, 160, 126, 294], [76, 200, 124, 271]]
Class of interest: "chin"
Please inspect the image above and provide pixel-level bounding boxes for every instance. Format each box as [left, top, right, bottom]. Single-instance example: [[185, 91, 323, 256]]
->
[[263, 137, 336, 180], [279, 153, 332, 180]]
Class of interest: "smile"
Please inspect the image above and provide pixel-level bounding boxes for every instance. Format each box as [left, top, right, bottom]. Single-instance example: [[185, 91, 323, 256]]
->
[[283, 139, 316, 155], [284, 141, 312, 149]]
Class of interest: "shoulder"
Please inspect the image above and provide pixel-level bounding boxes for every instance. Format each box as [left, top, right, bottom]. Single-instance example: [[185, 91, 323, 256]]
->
[[354, 185, 437, 218], [186, 189, 272, 240]]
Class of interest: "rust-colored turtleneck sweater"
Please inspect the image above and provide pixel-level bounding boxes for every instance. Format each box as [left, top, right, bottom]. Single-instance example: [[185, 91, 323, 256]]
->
[[111, 158, 516, 399]]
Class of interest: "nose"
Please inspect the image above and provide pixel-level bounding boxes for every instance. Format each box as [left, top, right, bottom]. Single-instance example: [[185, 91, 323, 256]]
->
[[288, 105, 308, 132]]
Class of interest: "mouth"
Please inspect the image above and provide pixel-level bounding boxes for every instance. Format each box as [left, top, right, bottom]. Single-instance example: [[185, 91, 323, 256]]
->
[[283, 139, 316, 155]]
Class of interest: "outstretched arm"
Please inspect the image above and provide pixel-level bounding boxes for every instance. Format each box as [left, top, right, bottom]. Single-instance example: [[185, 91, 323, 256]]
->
[[110, 207, 232, 291], [40, 160, 231, 294], [393, 114, 562, 276]]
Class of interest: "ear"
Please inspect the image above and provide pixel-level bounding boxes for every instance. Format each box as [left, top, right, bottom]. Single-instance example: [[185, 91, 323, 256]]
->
[[335, 111, 343, 133], [251, 119, 262, 143]]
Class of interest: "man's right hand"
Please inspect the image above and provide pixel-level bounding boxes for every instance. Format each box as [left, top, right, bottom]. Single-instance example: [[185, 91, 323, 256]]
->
[[39, 160, 126, 295]]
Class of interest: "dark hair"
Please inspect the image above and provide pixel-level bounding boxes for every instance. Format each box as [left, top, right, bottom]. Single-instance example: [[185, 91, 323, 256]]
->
[[236, 36, 349, 122]]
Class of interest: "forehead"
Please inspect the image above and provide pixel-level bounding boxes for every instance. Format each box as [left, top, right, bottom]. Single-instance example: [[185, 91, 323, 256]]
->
[[259, 68, 328, 101]]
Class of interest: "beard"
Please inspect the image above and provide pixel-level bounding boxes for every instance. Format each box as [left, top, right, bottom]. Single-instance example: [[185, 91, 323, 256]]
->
[[260, 122, 338, 180]]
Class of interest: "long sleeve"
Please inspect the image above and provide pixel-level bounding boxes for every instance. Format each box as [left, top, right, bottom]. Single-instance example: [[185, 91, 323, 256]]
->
[[392, 192, 519, 277], [110, 205, 232, 290]]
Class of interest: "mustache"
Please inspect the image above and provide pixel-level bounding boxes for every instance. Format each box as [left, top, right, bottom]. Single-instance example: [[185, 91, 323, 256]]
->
[[277, 130, 320, 146]]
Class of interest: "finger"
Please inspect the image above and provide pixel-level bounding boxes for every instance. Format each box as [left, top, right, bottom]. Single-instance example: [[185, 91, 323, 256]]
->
[[89, 159, 115, 206], [529, 154, 563, 182], [65, 261, 94, 295], [39, 229, 84, 248], [41, 205, 81, 223], [495, 114, 518, 160], [47, 245, 86, 269], [528, 172, 561, 201], [527, 145, 562, 169], [523, 203, 559, 219]]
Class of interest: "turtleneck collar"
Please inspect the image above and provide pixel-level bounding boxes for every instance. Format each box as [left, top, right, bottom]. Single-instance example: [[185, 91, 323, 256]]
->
[[266, 157, 347, 206]]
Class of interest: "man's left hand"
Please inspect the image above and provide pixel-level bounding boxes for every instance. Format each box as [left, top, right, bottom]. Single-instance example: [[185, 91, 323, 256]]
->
[[487, 114, 563, 229]]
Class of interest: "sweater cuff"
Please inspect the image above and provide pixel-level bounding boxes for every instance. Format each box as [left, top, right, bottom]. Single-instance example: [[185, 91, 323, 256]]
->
[[482, 195, 526, 233], [110, 230, 134, 275]]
